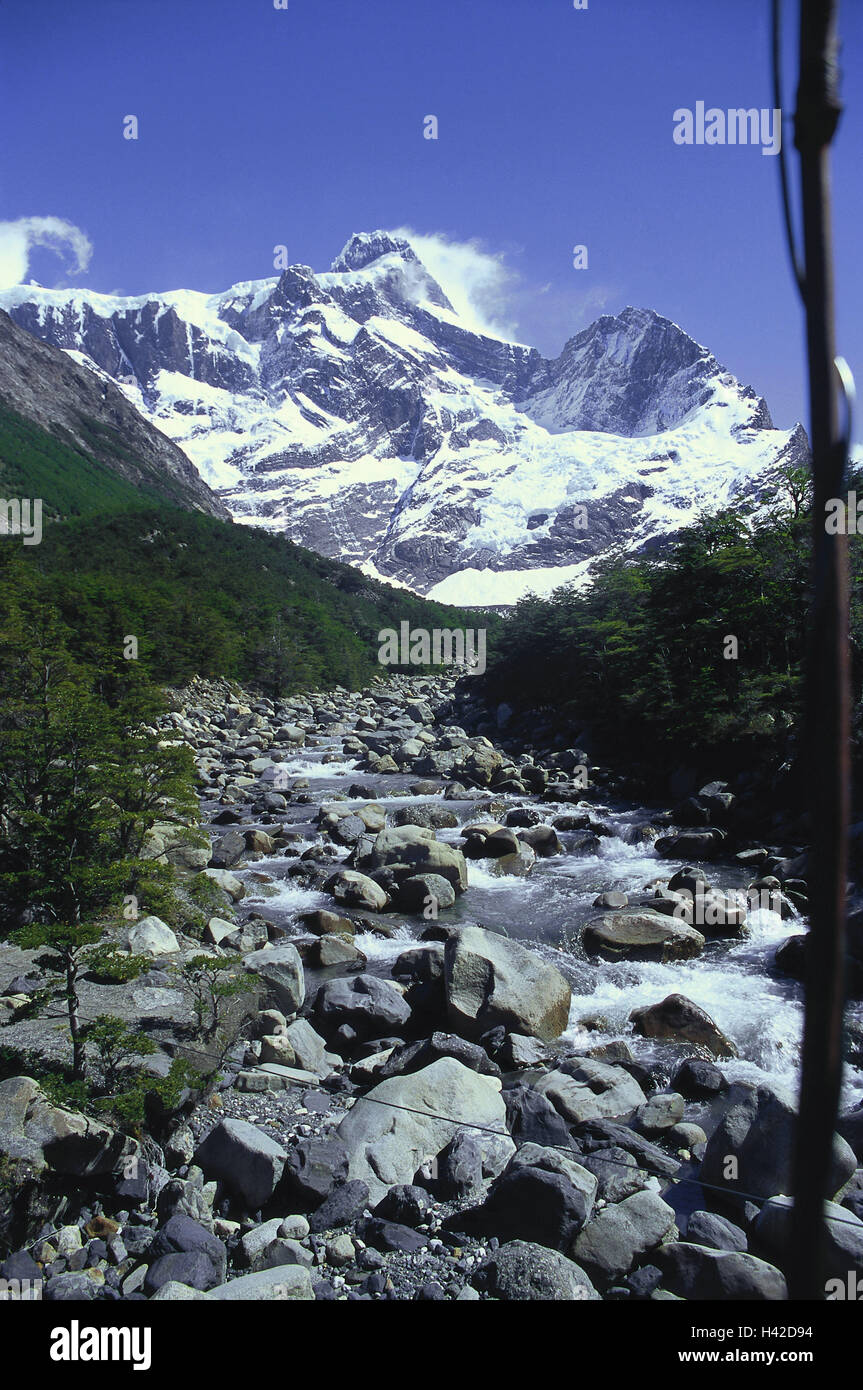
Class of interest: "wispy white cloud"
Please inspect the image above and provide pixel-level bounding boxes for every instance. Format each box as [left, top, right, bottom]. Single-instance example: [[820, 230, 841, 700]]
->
[[0, 216, 93, 290], [391, 225, 619, 355], [391, 227, 522, 341]]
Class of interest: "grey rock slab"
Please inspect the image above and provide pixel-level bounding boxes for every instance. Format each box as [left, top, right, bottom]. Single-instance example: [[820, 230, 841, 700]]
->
[[534, 1060, 645, 1124], [336, 1056, 507, 1206], [194, 1118, 287, 1211], [444, 926, 571, 1042], [208, 1265, 314, 1300], [572, 1190, 677, 1283]]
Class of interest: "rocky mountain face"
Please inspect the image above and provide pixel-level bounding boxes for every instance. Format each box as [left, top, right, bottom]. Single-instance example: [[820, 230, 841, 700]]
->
[[0, 309, 228, 519], [0, 235, 807, 601]]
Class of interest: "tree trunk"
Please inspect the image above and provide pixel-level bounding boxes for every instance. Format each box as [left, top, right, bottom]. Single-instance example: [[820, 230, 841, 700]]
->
[[66, 956, 84, 1079]]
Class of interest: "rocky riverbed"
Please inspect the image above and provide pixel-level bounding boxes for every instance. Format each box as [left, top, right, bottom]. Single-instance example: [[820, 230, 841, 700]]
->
[[2, 671, 863, 1302]]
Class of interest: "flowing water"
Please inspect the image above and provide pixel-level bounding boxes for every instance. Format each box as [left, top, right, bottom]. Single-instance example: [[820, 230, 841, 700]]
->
[[210, 738, 863, 1111]]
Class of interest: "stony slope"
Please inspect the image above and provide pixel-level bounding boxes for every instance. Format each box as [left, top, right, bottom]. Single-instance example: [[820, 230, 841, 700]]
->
[[0, 309, 228, 520]]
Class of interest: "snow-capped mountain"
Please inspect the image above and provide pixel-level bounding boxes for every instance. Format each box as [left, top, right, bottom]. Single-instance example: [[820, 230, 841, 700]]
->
[[0, 232, 807, 603]]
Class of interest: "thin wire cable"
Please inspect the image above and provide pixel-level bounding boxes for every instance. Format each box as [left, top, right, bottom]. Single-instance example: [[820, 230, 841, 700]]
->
[[8, 1033, 863, 1248], [772, 0, 807, 300]]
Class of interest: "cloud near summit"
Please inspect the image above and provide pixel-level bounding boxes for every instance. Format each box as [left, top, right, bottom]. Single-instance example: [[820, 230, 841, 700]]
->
[[391, 227, 522, 342], [0, 216, 93, 290]]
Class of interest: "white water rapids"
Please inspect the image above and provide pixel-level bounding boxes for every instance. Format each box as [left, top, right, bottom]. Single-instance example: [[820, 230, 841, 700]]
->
[[218, 742, 863, 1111]]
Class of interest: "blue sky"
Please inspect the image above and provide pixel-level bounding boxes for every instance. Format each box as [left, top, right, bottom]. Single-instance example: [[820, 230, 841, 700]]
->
[[1, 0, 861, 429]]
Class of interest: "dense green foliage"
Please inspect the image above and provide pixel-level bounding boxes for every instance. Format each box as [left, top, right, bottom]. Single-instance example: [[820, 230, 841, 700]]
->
[[485, 472, 863, 781], [0, 570, 202, 1073], [0, 403, 191, 520], [1, 504, 496, 695]]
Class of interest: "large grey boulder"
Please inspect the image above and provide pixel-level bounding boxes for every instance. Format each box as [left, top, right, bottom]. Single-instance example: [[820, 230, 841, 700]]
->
[[0, 1076, 132, 1177], [336, 1057, 507, 1205], [315, 974, 411, 1041], [126, 915, 180, 957], [534, 1060, 645, 1125], [244, 943, 304, 1014], [472, 1146, 597, 1250], [472, 1240, 599, 1300], [754, 1195, 863, 1279], [444, 926, 571, 1042], [194, 1119, 287, 1211], [583, 913, 705, 962], [360, 826, 468, 893], [208, 1265, 314, 1300], [199, 868, 246, 902], [701, 1082, 856, 1201], [656, 1243, 787, 1300], [283, 1019, 329, 1077], [571, 1189, 676, 1283], [323, 869, 388, 912]]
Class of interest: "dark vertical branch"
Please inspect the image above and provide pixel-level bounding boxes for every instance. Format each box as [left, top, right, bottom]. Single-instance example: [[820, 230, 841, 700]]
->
[[790, 0, 848, 1302]]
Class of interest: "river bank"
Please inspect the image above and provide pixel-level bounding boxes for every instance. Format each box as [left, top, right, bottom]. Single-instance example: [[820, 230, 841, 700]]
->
[[1, 670, 862, 1301]]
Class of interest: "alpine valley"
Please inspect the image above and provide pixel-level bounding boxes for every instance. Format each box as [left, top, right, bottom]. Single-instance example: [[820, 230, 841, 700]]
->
[[0, 231, 808, 604]]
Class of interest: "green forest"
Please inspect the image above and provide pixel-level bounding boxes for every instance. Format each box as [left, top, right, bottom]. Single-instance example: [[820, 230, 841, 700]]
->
[[0, 503, 492, 698], [482, 466, 863, 786]]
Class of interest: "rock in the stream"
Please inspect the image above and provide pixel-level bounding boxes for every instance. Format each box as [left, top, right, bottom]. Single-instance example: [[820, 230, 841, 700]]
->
[[632, 1092, 685, 1135], [323, 869, 389, 912], [359, 826, 468, 893], [336, 1056, 507, 1205], [517, 824, 564, 858], [655, 829, 726, 860], [315, 935, 366, 967], [630, 994, 737, 1060], [395, 873, 457, 913], [444, 926, 571, 1042], [299, 909, 356, 937], [394, 804, 459, 830], [488, 843, 536, 877], [583, 913, 705, 962], [672, 1057, 729, 1099]]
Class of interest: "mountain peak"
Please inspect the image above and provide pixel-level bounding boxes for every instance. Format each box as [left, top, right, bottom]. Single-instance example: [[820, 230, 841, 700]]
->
[[331, 231, 419, 274], [0, 241, 803, 604]]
